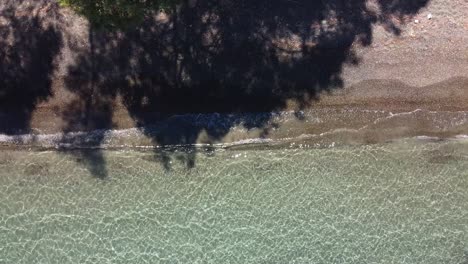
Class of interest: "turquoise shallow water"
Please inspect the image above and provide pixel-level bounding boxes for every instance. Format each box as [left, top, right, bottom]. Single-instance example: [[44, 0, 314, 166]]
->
[[1, 139, 467, 263]]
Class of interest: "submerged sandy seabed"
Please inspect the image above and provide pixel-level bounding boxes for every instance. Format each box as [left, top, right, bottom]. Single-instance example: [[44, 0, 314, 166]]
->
[[1, 137, 467, 263]]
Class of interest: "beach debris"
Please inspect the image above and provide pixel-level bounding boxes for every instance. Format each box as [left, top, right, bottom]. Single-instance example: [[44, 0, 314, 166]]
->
[[414, 19, 420, 24], [427, 13, 432, 20]]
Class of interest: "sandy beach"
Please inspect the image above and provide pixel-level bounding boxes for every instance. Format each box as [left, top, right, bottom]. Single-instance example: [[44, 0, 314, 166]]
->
[[1, 0, 467, 145]]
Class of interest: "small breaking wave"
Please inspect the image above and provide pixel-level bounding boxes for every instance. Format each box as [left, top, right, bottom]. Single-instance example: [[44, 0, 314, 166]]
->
[[0, 108, 467, 150]]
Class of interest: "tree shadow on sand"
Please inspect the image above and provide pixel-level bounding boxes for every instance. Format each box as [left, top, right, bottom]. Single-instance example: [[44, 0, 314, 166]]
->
[[61, 0, 430, 177], [0, 0, 62, 135]]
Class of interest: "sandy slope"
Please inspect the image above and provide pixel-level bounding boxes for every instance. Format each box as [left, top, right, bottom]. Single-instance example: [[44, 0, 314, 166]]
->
[[1, 0, 467, 137]]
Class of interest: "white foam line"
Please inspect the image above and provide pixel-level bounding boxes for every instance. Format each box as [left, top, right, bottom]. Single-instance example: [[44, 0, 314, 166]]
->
[[0, 109, 467, 148]]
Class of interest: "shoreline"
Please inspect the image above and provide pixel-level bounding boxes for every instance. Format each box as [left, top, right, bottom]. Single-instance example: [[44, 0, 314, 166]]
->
[[2, 107, 468, 150]]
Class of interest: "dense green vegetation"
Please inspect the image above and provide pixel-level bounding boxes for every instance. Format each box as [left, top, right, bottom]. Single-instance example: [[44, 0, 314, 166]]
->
[[58, 0, 178, 28]]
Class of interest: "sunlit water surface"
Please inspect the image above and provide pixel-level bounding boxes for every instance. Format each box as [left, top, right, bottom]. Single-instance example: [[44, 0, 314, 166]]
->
[[1, 139, 467, 263]]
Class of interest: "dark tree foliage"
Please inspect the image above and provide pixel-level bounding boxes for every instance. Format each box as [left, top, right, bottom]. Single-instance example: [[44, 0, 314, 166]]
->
[[59, 0, 179, 28]]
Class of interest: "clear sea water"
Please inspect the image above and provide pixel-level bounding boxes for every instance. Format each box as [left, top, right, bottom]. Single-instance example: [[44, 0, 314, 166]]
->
[[1, 138, 467, 263]]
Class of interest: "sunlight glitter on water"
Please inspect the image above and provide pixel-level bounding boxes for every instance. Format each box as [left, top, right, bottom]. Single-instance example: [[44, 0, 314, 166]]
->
[[0, 138, 467, 263]]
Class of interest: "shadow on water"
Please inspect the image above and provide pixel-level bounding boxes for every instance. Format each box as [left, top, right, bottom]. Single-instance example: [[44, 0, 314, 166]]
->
[[2, 0, 430, 177], [0, 0, 62, 135]]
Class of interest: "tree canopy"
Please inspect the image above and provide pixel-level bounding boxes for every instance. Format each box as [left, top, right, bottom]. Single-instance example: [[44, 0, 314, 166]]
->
[[59, 0, 178, 28]]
